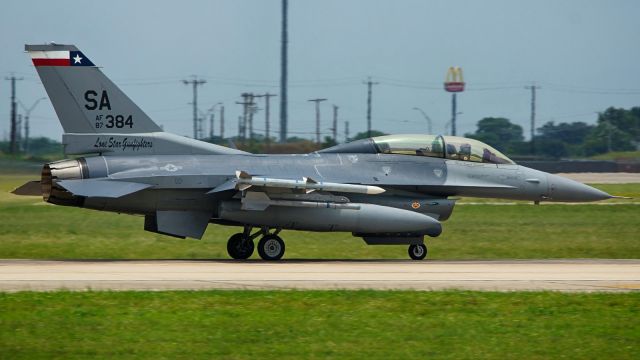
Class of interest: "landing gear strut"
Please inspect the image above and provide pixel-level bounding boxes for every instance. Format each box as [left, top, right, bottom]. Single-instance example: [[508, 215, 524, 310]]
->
[[408, 244, 427, 260], [226, 226, 285, 260]]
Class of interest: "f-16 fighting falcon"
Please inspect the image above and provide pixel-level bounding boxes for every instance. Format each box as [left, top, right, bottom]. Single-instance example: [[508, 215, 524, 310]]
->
[[13, 44, 615, 260]]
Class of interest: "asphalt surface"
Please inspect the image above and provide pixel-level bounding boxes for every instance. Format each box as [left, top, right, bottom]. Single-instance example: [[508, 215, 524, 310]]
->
[[0, 259, 638, 292]]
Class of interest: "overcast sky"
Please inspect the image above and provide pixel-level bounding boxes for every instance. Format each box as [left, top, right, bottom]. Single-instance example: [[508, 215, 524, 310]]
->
[[1, 0, 639, 142]]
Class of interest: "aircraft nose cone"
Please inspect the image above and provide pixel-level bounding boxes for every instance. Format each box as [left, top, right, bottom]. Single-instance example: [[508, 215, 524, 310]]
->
[[548, 174, 612, 202]]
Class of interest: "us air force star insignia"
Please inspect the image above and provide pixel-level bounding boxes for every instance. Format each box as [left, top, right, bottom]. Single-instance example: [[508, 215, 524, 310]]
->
[[162, 164, 181, 172], [433, 168, 443, 178], [73, 54, 83, 64]]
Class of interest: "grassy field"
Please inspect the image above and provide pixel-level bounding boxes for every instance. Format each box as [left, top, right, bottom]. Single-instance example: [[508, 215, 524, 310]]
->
[[0, 290, 638, 359], [1, 174, 638, 260]]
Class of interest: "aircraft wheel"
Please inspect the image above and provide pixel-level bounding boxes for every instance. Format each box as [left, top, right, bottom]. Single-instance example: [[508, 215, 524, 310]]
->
[[258, 234, 285, 261], [408, 244, 427, 260], [227, 233, 254, 260]]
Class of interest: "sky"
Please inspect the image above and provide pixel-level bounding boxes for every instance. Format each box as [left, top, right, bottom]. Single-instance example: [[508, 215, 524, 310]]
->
[[1, 0, 639, 142]]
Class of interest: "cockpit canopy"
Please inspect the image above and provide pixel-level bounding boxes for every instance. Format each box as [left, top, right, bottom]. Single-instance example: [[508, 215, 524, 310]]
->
[[372, 134, 514, 164], [319, 134, 514, 165]]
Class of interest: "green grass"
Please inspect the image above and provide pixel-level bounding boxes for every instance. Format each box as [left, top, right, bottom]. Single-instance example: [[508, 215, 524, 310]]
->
[[1, 175, 639, 260], [0, 290, 638, 359]]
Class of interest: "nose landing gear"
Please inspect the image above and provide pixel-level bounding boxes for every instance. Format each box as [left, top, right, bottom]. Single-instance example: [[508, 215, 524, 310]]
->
[[226, 226, 285, 260]]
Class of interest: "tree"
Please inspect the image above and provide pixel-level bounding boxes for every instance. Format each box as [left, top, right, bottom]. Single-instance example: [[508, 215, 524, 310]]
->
[[536, 121, 594, 144], [583, 122, 634, 156], [598, 107, 640, 141], [465, 117, 524, 153], [321, 136, 337, 148], [534, 138, 568, 159]]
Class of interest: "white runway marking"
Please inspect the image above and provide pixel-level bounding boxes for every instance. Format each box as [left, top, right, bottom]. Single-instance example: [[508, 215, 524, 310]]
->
[[0, 259, 638, 292]]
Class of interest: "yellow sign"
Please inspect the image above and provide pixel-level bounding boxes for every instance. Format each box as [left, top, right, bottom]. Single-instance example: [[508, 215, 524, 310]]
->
[[444, 66, 465, 92]]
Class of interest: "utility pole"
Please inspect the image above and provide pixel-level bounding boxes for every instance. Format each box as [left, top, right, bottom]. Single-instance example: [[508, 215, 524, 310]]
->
[[451, 93, 457, 136], [363, 77, 379, 137], [5, 75, 24, 154], [279, 0, 289, 143], [209, 112, 215, 139], [219, 105, 225, 140], [331, 105, 339, 143], [182, 76, 206, 139], [236, 93, 255, 143], [248, 104, 258, 142], [308, 98, 327, 144], [345, 121, 350, 143], [255, 93, 277, 149], [18, 97, 46, 154], [525, 83, 541, 154], [17, 114, 22, 151], [208, 102, 223, 140]]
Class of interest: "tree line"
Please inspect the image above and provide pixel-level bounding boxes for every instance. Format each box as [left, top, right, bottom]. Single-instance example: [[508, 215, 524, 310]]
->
[[465, 106, 640, 159]]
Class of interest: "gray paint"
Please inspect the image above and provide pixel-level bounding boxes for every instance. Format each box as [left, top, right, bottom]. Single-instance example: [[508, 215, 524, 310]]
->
[[20, 43, 614, 246]]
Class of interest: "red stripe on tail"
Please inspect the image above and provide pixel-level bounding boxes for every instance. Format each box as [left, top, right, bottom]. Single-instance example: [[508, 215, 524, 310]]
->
[[32, 58, 70, 66]]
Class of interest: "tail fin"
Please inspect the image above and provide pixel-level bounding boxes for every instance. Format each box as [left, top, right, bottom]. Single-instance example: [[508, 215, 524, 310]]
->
[[26, 44, 161, 134], [26, 44, 246, 156]]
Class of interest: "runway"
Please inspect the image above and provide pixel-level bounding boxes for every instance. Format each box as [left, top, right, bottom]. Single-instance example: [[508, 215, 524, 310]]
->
[[0, 259, 638, 292]]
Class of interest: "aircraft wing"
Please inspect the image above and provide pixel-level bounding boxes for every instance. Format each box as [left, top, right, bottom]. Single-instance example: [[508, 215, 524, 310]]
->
[[58, 179, 152, 198]]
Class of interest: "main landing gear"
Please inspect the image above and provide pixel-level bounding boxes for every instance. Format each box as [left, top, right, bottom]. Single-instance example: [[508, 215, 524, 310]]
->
[[408, 244, 427, 260], [227, 226, 285, 261]]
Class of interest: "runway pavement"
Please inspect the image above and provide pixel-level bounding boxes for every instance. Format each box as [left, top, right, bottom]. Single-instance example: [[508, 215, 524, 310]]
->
[[0, 259, 638, 292]]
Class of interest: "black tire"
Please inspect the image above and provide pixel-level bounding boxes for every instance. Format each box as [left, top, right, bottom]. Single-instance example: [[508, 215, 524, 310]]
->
[[408, 244, 427, 260], [257, 234, 285, 261], [227, 233, 254, 260]]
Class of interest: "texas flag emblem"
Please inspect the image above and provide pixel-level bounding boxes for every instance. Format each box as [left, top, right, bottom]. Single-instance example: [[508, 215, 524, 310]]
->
[[30, 50, 95, 67]]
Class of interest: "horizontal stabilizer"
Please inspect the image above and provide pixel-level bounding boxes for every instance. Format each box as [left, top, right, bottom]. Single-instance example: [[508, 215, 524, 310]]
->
[[11, 181, 41, 196], [58, 179, 152, 198]]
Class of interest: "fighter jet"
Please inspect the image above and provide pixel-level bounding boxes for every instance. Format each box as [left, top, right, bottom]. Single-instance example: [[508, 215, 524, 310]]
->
[[13, 44, 615, 260]]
